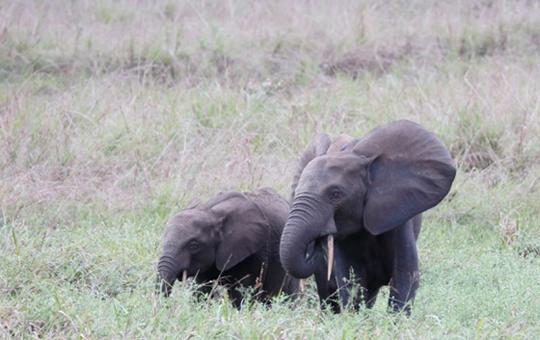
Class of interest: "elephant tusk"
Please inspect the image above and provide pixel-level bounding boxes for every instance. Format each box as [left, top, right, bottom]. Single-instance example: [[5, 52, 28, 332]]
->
[[182, 270, 188, 284], [326, 234, 334, 281], [299, 279, 305, 292]]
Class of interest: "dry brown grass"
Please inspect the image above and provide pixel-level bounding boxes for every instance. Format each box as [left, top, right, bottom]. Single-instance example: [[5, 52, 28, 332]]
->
[[1, 1, 540, 338]]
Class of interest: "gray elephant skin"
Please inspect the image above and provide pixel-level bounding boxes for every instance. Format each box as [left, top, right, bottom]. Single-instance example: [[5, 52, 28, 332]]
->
[[279, 120, 456, 314], [157, 188, 299, 308]]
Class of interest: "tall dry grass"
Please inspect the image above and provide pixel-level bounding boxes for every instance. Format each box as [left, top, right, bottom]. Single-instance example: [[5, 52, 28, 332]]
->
[[1, 0, 540, 338]]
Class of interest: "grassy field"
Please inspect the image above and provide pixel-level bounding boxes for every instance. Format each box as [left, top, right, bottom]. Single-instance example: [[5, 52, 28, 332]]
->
[[1, 0, 540, 338]]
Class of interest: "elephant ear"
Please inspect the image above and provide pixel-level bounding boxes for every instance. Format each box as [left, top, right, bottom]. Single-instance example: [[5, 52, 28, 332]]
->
[[209, 192, 268, 271], [185, 197, 201, 209], [291, 133, 331, 201], [353, 120, 456, 235]]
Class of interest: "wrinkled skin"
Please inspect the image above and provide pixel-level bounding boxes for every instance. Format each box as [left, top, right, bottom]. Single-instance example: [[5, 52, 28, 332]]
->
[[280, 120, 456, 314], [157, 188, 299, 308]]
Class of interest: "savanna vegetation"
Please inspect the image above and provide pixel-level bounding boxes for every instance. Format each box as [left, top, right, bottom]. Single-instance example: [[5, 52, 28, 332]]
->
[[1, 0, 540, 338]]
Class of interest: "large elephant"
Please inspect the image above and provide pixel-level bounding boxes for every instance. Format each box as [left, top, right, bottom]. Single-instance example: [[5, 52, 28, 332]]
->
[[157, 188, 299, 308], [280, 120, 456, 314]]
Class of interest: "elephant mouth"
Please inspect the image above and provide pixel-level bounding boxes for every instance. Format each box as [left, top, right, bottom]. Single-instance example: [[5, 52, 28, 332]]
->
[[176, 269, 205, 283], [158, 270, 189, 296], [305, 234, 335, 281], [179, 270, 188, 283]]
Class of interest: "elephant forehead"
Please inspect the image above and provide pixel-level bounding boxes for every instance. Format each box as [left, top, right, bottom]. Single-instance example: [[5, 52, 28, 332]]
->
[[304, 154, 362, 177], [167, 211, 216, 232], [327, 134, 355, 154]]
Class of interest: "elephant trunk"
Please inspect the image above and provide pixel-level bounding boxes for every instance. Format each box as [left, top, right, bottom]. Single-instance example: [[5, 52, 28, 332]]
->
[[156, 253, 183, 296], [280, 193, 335, 279]]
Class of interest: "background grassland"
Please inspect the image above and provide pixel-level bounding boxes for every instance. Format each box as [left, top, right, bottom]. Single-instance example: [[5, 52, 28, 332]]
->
[[1, 0, 540, 338]]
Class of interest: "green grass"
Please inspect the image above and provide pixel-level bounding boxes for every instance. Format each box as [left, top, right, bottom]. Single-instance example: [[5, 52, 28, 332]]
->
[[1, 0, 540, 338]]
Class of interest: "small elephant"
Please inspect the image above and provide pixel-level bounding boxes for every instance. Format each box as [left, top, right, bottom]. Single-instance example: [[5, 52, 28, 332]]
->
[[157, 188, 299, 308], [280, 120, 456, 314]]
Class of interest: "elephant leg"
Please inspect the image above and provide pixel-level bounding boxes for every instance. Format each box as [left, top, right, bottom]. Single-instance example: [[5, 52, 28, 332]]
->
[[227, 286, 244, 309], [388, 219, 420, 315], [314, 242, 356, 313], [195, 281, 213, 298], [224, 274, 259, 309], [364, 287, 380, 308], [192, 270, 221, 302], [314, 259, 341, 313], [388, 271, 419, 315], [347, 267, 373, 311]]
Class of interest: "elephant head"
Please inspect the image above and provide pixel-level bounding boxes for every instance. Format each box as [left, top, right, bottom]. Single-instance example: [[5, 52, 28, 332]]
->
[[157, 192, 268, 296], [280, 120, 456, 279]]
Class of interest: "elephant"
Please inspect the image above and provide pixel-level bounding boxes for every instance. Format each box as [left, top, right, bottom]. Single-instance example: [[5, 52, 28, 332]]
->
[[279, 120, 456, 314], [156, 187, 299, 308]]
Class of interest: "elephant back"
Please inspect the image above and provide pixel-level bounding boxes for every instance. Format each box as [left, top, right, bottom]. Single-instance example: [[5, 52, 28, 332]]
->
[[245, 187, 289, 231]]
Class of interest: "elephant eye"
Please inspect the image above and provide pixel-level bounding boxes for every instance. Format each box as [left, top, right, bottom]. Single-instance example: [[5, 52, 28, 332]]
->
[[187, 240, 201, 252], [327, 188, 344, 202]]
